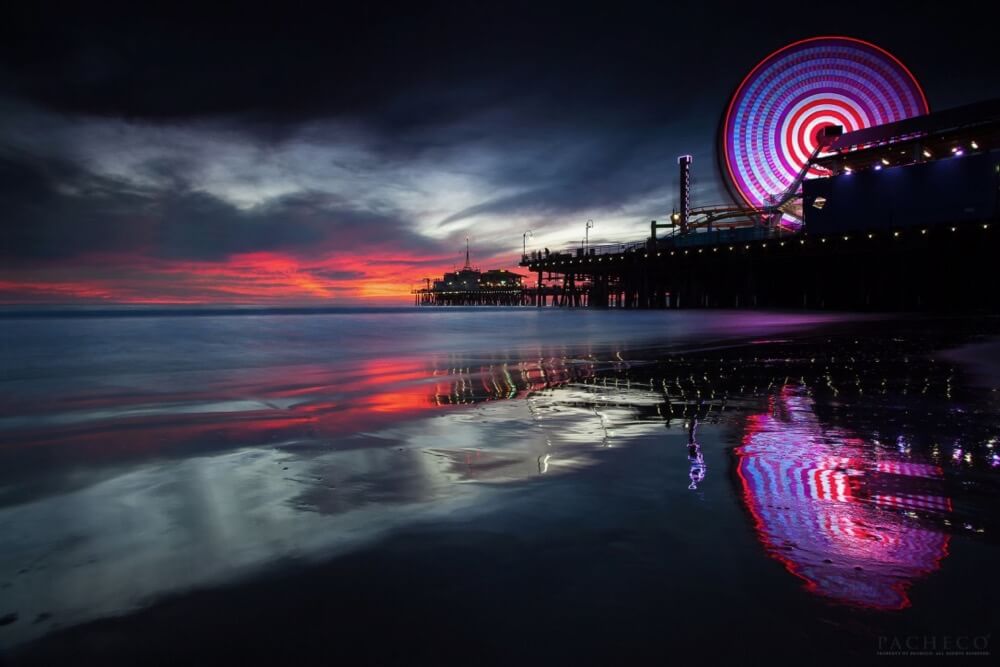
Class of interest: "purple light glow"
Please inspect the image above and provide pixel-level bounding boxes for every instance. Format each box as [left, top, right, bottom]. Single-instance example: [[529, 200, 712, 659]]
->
[[722, 36, 928, 227], [736, 387, 950, 609]]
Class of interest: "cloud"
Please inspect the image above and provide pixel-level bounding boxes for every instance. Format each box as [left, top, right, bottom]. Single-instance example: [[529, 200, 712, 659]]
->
[[2, 1, 998, 302], [0, 146, 445, 263]]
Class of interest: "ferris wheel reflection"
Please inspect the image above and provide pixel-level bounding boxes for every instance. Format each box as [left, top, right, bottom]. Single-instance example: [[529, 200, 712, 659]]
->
[[735, 386, 951, 609]]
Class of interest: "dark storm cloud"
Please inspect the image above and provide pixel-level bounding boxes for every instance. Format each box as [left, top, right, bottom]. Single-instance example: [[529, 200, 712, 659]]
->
[[2, 0, 998, 287], [5, 2, 996, 131], [436, 123, 688, 226], [0, 150, 151, 260], [0, 148, 439, 263]]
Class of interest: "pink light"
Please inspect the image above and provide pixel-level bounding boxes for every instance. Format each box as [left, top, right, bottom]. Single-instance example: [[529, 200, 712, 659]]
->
[[736, 387, 950, 610]]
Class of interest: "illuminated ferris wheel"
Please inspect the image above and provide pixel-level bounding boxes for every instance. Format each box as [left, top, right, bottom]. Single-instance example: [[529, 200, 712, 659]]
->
[[720, 36, 928, 227]]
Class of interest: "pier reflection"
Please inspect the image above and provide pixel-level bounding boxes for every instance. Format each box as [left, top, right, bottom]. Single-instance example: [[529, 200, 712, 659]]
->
[[0, 353, 598, 473], [513, 334, 998, 610], [736, 387, 950, 609], [2, 329, 997, 626]]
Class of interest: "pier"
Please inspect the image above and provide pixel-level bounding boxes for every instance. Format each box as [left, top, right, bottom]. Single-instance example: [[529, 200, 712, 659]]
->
[[517, 98, 1000, 311], [520, 220, 998, 310]]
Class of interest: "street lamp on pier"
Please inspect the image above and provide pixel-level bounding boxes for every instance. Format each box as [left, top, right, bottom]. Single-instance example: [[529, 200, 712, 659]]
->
[[585, 219, 594, 251], [523, 230, 533, 260]]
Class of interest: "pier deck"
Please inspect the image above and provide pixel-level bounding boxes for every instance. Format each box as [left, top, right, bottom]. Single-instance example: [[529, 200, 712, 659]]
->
[[519, 219, 999, 310]]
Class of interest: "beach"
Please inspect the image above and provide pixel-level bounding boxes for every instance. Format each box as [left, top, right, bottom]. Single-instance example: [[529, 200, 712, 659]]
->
[[1, 308, 998, 664]]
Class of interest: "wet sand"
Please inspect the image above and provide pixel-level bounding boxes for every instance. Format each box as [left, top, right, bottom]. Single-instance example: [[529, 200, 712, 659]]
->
[[1, 310, 998, 664]]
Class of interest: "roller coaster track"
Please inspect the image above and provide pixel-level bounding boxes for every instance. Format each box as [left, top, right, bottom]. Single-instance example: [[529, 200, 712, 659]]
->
[[682, 144, 824, 232]]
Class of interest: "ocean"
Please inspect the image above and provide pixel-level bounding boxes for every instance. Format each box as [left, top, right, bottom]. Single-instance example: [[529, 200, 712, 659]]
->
[[1, 307, 998, 664]]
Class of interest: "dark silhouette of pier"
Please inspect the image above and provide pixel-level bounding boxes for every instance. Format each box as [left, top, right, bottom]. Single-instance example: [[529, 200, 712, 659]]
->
[[518, 99, 1000, 311], [520, 221, 998, 310]]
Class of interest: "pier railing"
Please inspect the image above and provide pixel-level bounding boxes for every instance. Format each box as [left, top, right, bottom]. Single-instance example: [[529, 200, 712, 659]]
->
[[522, 227, 797, 263], [523, 240, 647, 263], [664, 225, 796, 248]]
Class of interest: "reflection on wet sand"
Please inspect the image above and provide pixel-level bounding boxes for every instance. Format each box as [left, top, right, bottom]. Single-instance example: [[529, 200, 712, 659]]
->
[[520, 337, 998, 611], [736, 387, 950, 609], [1, 325, 999, 649], [0, 353, 612, 646], [0, 355, 597, 479], [687, 419, 707, 490]]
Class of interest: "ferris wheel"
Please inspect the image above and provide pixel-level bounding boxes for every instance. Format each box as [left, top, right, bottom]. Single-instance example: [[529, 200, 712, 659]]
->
[[720, 36, 929, 227]]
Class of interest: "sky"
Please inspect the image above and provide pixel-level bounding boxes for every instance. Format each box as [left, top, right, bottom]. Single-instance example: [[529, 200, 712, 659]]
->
[[2, 2, 997, 304]]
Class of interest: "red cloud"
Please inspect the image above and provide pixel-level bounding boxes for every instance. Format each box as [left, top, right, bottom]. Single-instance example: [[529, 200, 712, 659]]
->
[[0, 249, 522, 304]]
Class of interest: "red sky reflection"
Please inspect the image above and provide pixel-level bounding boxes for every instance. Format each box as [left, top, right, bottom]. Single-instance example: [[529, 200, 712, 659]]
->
[[0, 250, 520, 304], [0, 355, 582, 470], [736, 386, 950, 610]]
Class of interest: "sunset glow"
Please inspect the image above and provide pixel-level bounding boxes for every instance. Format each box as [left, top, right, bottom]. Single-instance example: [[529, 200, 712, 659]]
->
[[0, 251, 522, 304]]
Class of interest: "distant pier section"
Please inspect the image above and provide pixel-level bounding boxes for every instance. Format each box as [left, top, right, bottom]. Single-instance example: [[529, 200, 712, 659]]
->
[[413, 241, 530, 306]]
